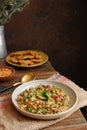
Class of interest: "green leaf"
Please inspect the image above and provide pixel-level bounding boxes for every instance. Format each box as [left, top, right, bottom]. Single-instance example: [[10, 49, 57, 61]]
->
[[43, 90, 49, 100], [0, 0, 30, 25]]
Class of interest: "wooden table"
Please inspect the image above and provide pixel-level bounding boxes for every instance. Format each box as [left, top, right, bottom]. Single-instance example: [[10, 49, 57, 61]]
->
[[0, 58, 87, 130]]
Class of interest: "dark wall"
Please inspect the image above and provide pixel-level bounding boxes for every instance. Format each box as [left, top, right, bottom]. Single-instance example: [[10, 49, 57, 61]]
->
[[5, 0, 87, 89]]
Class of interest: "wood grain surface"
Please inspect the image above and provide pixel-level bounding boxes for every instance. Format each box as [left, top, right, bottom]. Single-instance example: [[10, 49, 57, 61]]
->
[[0, 58, 87, 130]]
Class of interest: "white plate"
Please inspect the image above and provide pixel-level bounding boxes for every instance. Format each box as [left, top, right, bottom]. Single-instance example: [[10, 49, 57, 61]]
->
[[11, 80, 78, 120]]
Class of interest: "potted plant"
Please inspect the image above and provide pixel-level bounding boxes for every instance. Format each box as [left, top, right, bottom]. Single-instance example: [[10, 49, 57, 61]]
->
[[0, 0, 29, 58]]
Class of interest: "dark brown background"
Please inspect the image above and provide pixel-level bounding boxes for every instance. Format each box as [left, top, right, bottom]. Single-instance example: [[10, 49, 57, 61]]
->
[[5, 0, 87, 90]]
